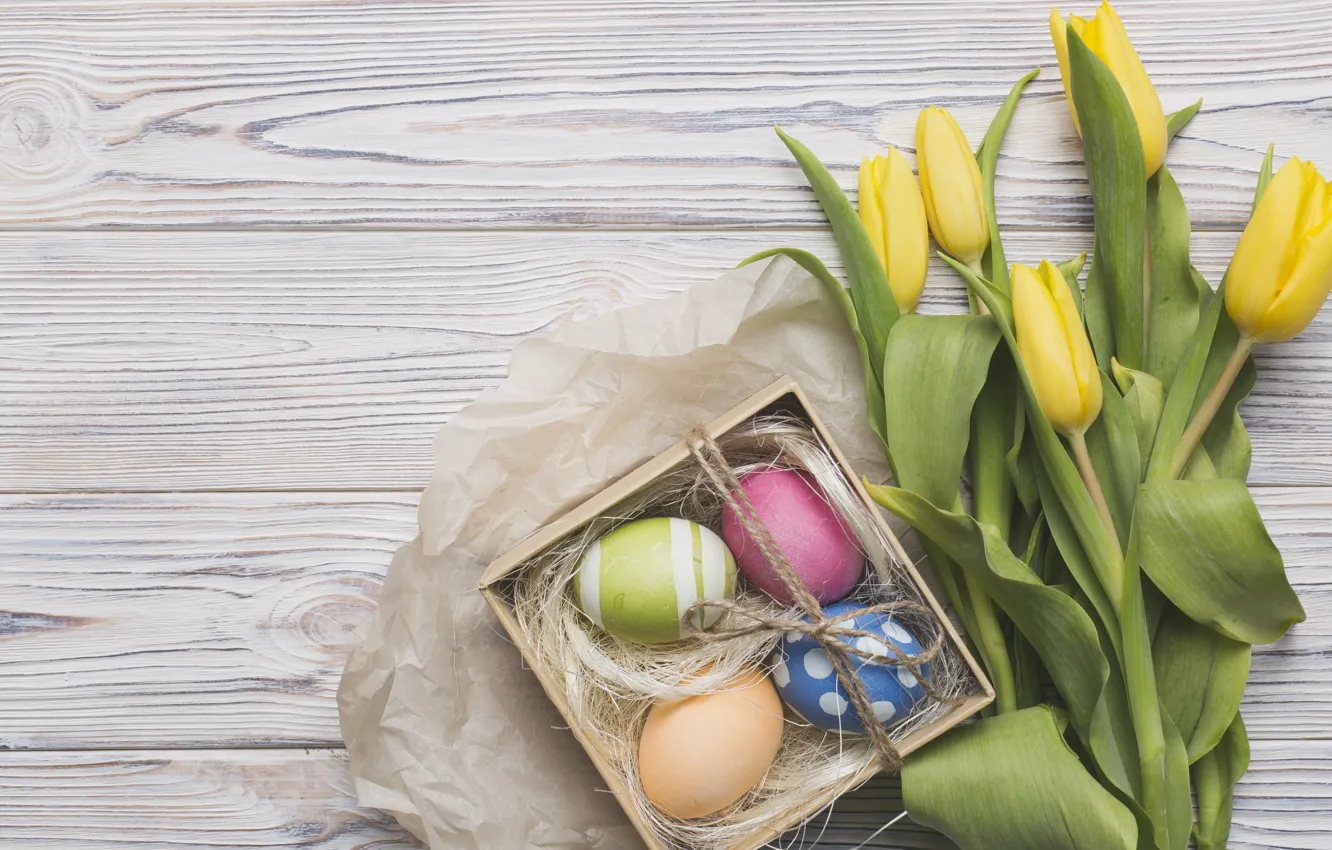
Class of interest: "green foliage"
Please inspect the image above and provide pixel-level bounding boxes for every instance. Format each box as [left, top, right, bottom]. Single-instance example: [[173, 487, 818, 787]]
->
[[880, 314, 1002, 506], [1145, 167, 1202, 381], [904, 707, 1138, 850], [976, 68, 1040, 294], [1134, 480, 1305, 645], [1192, 715, 1250, 850], [759, 53, 1300, 850], [1153, 606, 1250, 763]]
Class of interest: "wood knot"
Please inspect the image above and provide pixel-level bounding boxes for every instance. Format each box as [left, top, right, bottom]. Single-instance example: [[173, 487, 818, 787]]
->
[[0, 77, 90, 181], [269, 576, 381, 663]]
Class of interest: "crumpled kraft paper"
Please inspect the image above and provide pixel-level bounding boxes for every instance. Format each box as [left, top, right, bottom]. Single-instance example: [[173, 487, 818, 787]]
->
[[337, 256, 895, 849]]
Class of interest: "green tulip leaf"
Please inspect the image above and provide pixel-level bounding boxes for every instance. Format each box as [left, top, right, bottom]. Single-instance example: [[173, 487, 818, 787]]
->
[[1192, 713, 1250, 850], [903, 706, 1138, 850], [774, 127, 899, 387], [1035, 462, 1120, 658], [1084, 259, 1117, 372], [1145, 278, 1227, 482], [1006, 410, 1040, 515], [1146, 166, 1202, 382], [1112, 361, 1165, 478], [1253, 144, 1276, 212], [1159, 706, 1196, 850], [1202, 407, 1253, 482], [971, 349, 1021, 538], [1067, 25, 1147, 371], [1059, 253, 1088, 319], [1165, 99, 1202, 142], [976, 67, 1040, 294], [739, 247, 886, 446], [1135, 479, 1305, 645], [1120, 527, 1190, 850], [1153, 605, 1250, 763], [864, 485, 1139, 794], [881, 314, 1002, 508]]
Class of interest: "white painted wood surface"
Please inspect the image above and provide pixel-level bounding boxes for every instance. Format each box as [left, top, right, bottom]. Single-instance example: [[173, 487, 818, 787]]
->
[[0, 0, 1324, 229], [2, 1, 1331, 848], [9, 227, 1332, 492]]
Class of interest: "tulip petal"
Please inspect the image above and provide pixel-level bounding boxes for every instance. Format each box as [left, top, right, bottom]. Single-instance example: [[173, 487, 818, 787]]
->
[[858, 156, 888, 272], [1014, 263, 1086, 434], [881, 148, 929, 313], [1225, 159, 1305, 338], [1260, 215, 1332, 342], [917, 106, 989, 266], [1041, 260, 1102, 430], [1050, 9, 1081, 136]]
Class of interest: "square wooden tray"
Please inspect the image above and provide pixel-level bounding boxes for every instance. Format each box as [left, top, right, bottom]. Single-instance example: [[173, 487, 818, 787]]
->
[[480, 376, 994, 850]]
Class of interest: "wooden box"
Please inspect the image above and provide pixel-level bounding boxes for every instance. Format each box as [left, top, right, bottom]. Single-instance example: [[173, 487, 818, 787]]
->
[[479, 376, 993, 849]]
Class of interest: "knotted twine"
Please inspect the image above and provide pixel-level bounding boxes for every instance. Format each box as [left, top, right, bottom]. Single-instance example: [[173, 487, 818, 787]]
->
[[682, 427, 959, 773]]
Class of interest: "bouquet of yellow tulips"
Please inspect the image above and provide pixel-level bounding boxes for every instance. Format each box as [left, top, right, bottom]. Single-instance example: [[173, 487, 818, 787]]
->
[[751, 3, 1321, 848]]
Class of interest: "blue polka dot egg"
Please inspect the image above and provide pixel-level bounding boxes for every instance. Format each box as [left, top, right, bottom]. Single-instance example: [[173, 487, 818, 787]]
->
[[771, 600, 929, 734]]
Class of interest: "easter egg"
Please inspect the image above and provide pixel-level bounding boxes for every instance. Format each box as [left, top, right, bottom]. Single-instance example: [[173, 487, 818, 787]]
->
[[638, 669, 785, 819], [771, 600, 929, 734], [574, 517, 737, 644], [721, 469, 863, 605]]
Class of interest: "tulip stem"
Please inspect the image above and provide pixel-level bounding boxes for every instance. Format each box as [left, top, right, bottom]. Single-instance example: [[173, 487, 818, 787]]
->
[[1169, 336, 1256, 479], [966, 258, 990, 315], [1068, 430, 1121, 557]]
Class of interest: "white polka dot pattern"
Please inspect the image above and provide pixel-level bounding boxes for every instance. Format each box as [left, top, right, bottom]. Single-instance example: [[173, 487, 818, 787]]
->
[[770, 600, 929, 735], [803, 648, 833, 680], [871, 701, 897, 723], [819, 692, 849, 716]]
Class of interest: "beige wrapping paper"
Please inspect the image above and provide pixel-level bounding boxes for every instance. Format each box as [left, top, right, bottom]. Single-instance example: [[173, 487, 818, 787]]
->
[[337, 256, 896, 849]]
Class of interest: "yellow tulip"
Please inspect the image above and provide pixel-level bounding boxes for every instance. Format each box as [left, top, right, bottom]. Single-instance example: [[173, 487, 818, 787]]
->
[[916, 106, 990, 268], [1051, 2, 1168, 177], [1226, 157, 1332, 343], [858, 148, 930, 313], [1013, 260, 1103, 435]]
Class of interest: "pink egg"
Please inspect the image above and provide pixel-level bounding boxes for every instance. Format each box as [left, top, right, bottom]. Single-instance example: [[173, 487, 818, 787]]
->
[[721, 468, 864, 605]]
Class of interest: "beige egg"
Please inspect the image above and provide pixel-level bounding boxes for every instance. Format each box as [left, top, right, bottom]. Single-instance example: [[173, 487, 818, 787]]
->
[[637, 668, 785, 819]]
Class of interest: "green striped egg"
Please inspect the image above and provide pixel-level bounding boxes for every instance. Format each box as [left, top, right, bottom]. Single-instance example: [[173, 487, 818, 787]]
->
[[573, 517, 737, 644]]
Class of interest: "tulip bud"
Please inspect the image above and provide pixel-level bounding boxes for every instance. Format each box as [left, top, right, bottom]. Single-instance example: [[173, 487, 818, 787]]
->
[[1013, 260, 1103, 435], [1051, 2, 1168, 177], [858, 148, 930, 313], [1226, 157, 1332, 343], [915, 106, 990, 268]]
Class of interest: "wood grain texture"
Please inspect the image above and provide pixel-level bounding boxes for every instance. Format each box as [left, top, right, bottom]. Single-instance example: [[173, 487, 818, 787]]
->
[[0, 0, 1326, 228], [0, 489, 1326, 749], [2, 743, 1329, 850], [8, 227, 1332, 492], [0, 749, 422, 850], [0, 493, 418, 749]]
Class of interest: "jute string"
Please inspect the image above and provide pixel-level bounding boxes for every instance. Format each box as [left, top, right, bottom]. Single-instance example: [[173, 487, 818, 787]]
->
[[683, 427, 958, 772]]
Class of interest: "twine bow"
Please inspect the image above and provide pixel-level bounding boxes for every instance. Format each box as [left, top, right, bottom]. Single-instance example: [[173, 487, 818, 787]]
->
[[682, 427, 957, 772]]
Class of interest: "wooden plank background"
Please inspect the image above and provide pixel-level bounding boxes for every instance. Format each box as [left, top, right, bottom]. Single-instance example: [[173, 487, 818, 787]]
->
[[1, 1, 1330, 848]]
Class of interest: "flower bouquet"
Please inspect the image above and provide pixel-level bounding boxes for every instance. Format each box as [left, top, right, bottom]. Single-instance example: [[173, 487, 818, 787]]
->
[[751, 3, 1319, 848]]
